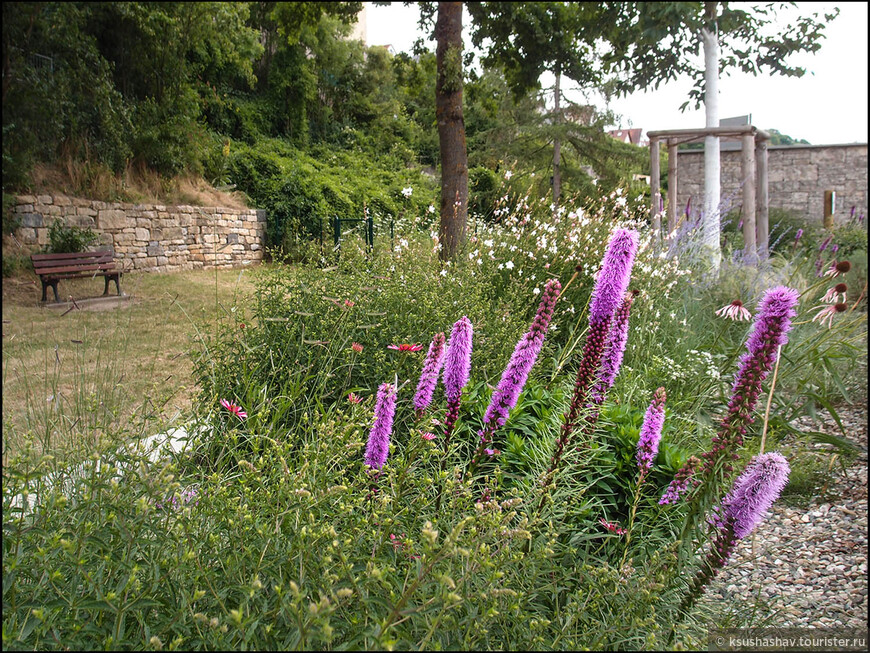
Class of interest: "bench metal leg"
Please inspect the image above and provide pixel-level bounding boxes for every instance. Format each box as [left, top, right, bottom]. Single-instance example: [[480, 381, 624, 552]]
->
[[46, 280, 60, 303], [103, 273, 121, 296]]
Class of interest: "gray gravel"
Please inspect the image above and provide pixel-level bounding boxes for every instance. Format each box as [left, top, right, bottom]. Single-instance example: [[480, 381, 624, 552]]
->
[[700, 404, 868, 629]]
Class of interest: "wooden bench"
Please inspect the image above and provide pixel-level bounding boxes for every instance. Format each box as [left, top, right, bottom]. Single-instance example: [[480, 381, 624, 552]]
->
[[30, 250, 122, 303]]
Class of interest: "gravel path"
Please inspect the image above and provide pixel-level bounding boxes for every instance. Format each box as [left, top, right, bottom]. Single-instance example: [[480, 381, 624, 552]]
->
[[700, 403, 868, 629]]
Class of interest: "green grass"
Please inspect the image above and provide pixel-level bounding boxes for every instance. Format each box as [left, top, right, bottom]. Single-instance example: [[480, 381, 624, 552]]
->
[[2, 265, 258, 460]]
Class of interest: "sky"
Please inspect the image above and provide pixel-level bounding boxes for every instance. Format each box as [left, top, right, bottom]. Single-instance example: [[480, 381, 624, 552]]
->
[[365, 2, 868, 145]]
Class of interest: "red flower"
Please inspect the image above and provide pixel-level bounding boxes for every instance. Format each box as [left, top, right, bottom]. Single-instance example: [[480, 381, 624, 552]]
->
[[351, 342, 363, 353], [388, 343, 423, 352], [599, 518, 626, 535], [421, 432, 437, 441], [220, 399, 247, 420], [344, 300, 355, 308], [347, 392, 363, 404]]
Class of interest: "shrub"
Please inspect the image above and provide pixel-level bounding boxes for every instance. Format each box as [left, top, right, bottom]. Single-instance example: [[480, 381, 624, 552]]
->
[[45, 219, 99, 253]]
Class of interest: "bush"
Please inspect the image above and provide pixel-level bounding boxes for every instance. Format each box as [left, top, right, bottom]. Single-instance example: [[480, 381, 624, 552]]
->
[[45, 219, 99, 253]]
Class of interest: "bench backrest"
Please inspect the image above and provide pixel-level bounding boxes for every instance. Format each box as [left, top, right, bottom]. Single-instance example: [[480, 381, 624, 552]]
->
[[31, 250, 117, 276]]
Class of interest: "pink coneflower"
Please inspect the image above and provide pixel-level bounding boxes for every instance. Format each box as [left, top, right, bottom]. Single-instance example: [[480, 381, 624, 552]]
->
[[824, 260, 851, 278], [811, 302, 848, 328], [421, 432, 437, 441], [347, 392, 363, 404], [351, 342, 364, 353], [220, 399, 247, 420], [344, 300, 355, 308], [715, 300, 751, 321], [599, 518, 627, 535], [821, 283, 848, 304], [388, 343, 424, 352]]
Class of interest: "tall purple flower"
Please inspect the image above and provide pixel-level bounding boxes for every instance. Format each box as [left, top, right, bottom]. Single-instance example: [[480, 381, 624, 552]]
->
[[364, 383, 397, 470], [819, 234, 833, 252], [697, 286, 799, 482], [471, 280, 561, 469], [442, 316, 473, 405], [636, 387, 666, 477], [681, 452, 790, 611], [589, 290, 638, 405], [542, 229, 638, 499], [660, 456, 702, 505], [441, 316, 473, 444], [413, 332, 446, 416]]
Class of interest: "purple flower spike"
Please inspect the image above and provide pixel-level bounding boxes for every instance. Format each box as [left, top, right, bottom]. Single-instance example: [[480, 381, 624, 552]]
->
[[819, 234, 833, 252], [660, 456, 702, 505], [637, 387, 666, 476], [442, 316, 473, 405], [794, 228, 803, 241], [695, 286, 799, 482], [717, 452, 790, 540], [590, 290, 637, 404], [413, 332, 446, 415], [364, 383, 397, 470], [682, 452, 790, 612], [483, 279, 561, 430], [588, 229, 639, 327]]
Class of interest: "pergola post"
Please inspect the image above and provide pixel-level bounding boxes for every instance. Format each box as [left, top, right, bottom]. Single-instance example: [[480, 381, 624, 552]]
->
[[741, 132, 757, 265], [756, 138, 769, 260], [667, 139, 679, 240], [650, 137, 661, 243]]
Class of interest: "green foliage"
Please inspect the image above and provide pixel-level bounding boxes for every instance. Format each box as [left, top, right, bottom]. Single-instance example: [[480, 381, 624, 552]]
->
[[45, 219, 99, 254]]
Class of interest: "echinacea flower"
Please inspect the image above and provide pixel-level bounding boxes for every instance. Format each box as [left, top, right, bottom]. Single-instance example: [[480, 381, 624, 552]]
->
[[821, 283, 848, 304], [824, 260, 851, 278], [811, 302, 848, 328], [220, 399, 247, 420], [351, 342, 364, 353], [344, 300, 355, 308], [388, 343, 424, 353], [364, 383, 397, 470], [413, 332, 446, 415], [599, 518, 627, 535], [347, 392, 363, 404], [715, 300, 751, 321], [421, 432, 437, 441]]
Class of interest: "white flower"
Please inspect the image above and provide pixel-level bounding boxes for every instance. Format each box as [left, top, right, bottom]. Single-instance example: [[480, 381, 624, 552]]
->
[[440, 269, 448, 277], [533, 287, 540, 295], [505, 261, 514, 270], [428, 204, 435, 214], [401, 187, 413, 198], [504, 170, 513, 180]]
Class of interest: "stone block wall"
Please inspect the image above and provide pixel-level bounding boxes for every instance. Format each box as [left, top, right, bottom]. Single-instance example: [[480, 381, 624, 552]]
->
[[11, 194, 266, 272], [674, 143, 868, 224]]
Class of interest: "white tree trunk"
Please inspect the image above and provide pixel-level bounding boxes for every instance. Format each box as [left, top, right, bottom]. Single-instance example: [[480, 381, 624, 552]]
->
[[701, 10, 722, 273]]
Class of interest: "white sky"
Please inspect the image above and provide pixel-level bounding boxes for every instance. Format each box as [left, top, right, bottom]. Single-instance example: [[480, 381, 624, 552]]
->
[[365, 2, 868, 145]]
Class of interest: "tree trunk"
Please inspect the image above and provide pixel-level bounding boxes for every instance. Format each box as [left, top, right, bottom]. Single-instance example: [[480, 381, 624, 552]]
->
[[435, 2, 468, 262], [553, 67, 561, 214], [701, 1, 722, 273]]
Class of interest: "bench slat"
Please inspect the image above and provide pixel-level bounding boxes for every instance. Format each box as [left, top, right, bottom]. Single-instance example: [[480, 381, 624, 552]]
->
[[31, 250, 114, 261], [36, 263, 118, 276]]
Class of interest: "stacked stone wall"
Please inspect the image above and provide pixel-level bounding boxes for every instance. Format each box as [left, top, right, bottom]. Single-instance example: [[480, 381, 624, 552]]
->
[[675, 143, 868, 224], [11, 195, 266, 272]]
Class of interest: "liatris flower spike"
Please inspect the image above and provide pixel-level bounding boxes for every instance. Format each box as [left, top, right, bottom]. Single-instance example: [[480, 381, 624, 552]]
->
[[441, 316, 473, 442], [637, 387, 666, 478], [220, 399, 247, 420], [660, 456, 702, 504], [819, 234, 833, 252], [824, 260, 851, 278], [794, 228, 803, 242], [715, 300, 751, 321], [413, 332, 446, 415], [821, 283, 848, 304], [700, 286, 799, 479], [811, 302, 848, 328], [482, 279, 561, 432], [681, 452, 790, 613], [589, 290, 638, 405], [364, 383, 397, 471], [471, 279, 560, 471]]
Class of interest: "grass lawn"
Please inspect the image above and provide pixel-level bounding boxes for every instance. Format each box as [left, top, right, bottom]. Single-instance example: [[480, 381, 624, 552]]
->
[[2, 264, 260, 460]]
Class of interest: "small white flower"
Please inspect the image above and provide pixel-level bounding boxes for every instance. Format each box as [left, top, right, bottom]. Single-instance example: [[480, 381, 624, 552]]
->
[[505, 261, 514, 270], [440, 269, 448, 277], [504, 170, 513, 180], [533, 287, 540, 295], [428, 204, 435, 214]]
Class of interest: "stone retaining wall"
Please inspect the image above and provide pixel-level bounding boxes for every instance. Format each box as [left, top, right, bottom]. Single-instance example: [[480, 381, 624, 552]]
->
[[11, 194, 266, 272], [675, 143, 868, 224]]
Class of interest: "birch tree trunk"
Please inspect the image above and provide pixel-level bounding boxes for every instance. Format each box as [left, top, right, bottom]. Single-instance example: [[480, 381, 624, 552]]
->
[[701, 1, 722, 273], [553, 67, 561, 214], [435, 1, 468, 262]]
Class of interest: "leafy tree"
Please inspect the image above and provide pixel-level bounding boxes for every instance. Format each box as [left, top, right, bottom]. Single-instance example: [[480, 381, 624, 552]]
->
[[598, 1, 838, 271]]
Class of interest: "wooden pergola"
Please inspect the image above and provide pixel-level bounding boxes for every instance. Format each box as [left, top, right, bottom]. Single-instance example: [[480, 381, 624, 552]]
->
[[647, 125, 771, 263]]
